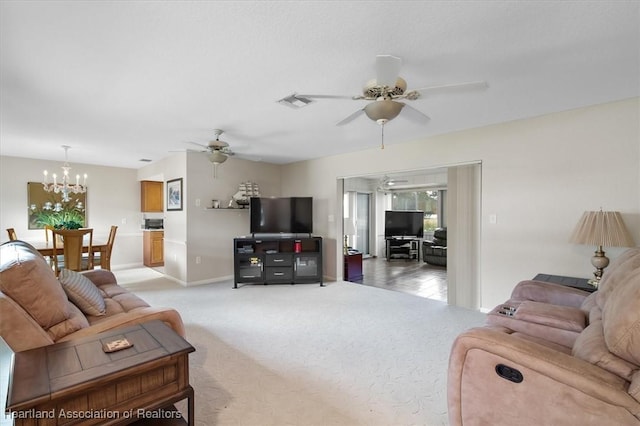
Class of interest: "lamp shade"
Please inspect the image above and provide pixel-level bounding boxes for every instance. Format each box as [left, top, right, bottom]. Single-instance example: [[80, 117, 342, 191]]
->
[[569, 210, 635, 247]]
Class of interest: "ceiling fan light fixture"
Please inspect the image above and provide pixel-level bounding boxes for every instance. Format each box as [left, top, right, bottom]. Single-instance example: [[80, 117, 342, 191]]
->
[[364, 99, 404, 123], [209, 151, 228, 164], [364, 77, 407, 98]]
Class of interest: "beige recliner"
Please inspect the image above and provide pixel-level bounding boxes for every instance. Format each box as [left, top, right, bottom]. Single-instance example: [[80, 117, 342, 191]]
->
[[448, 248, 640, 425], [484, 248, 640, 348]]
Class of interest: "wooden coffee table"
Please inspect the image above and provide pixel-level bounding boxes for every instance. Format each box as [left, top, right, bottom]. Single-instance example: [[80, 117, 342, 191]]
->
[[4, 320, 195, 425]]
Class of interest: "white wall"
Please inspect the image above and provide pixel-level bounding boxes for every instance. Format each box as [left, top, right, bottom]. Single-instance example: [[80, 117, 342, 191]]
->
[[0, 156, 142, 267], [137, 152, 282, 285], [281, 98, 640, 310], [137, 152, 189, 283], [3, 99, 638, 303], [0, 151, 280, 285]]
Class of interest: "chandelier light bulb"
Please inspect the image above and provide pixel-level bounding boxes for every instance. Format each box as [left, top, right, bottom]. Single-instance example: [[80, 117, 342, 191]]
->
[[42, 146, 87, 202]]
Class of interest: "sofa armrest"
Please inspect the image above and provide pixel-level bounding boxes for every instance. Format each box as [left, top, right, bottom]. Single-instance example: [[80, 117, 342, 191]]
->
[[448, 326, 640, 425], [510, 280, 590, 308], [56, 307, 186, 341]]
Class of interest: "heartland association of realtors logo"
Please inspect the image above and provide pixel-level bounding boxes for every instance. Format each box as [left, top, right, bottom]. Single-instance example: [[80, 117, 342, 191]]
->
[[5, 408, 184, 421]]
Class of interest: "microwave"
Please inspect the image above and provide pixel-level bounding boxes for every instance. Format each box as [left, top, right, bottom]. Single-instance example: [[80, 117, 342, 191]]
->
[[144, 219, 164, 229]]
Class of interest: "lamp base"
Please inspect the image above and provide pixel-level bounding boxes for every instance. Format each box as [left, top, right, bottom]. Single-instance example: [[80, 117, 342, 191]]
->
[[589, 246, 610, 289]]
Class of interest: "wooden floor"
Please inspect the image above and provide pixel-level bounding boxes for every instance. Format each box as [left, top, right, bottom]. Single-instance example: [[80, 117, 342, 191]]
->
[[353, 256, 447, 302]]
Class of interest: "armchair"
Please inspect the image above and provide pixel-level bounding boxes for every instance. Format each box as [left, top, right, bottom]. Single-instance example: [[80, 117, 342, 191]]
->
[[422, 227, 447, 266], [485, 248, 640, 348], [449, 248, 640, 425]]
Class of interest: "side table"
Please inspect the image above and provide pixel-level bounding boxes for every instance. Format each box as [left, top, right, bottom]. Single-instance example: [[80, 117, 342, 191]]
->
[[344, 252, 363, 282], [533, 273, 597, 293], [4, 320, 195, 425]]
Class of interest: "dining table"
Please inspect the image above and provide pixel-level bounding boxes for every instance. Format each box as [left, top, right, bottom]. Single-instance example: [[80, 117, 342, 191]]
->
[[31, 240, 109, 269]]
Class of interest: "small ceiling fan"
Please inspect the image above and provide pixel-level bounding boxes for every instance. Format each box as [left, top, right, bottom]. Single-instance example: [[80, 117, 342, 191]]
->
[[186, 129, 235, 164], [377, 175, 409, 192], [283, 55, 488, 147], [183, 129, 236, 178]]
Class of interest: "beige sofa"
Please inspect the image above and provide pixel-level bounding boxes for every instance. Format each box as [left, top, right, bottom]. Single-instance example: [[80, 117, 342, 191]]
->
[[0, 240, 185, 352], [448, 247, 640, 425]]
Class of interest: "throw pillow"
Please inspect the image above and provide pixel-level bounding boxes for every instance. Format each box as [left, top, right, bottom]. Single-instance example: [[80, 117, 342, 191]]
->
[[59, 269, 106, 316]]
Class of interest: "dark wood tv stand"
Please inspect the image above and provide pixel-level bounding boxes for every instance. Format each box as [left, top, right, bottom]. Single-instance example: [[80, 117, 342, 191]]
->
[[233, 235, 323, 288], [385, 237, 421, 261]]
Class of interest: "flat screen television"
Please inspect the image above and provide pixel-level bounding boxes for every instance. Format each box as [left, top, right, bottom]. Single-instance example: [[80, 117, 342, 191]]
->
[[384, 210, 424, 238], [250, 197, 313, 234]]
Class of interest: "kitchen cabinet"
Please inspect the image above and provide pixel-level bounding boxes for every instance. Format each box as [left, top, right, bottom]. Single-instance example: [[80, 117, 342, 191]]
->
[[143, 230, 164, 267], [141, 181, 163, 212]]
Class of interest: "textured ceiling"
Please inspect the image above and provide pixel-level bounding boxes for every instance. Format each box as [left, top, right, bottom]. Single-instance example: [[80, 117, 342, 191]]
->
[[1, 1, 638, 169]]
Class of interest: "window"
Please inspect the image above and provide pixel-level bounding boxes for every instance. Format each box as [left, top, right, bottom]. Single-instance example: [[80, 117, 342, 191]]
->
[[391, 190, 445, 233]]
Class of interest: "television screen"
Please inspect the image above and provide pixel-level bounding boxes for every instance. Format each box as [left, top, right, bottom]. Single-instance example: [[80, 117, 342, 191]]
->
[[384, 210, 424, 238], [250, 197, 313, 234]]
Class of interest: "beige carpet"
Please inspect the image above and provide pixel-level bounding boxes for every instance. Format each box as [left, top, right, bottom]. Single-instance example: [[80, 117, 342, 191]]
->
[[114, 268, 485, 426]]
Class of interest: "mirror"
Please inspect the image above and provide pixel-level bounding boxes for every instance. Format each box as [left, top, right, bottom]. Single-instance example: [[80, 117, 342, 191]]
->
[[27, 182, 87, 229]]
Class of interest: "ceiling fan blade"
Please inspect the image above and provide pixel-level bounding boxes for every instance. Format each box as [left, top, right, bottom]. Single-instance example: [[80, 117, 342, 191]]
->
[[410, 80, 488, 97], [376, 55, 402, 87], [298, 94, 354, 100], [401, 103, 431, 124], [187, 141, 208, 149], [336, 108, 366, 126]]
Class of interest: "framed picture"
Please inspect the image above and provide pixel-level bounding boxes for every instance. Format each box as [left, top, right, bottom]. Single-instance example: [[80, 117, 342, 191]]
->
[[166, 178, 183, 211], [27, 182, 87, 229]]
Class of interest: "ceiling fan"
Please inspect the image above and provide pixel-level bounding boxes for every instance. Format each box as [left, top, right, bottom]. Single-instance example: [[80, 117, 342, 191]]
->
[[183, 129, 236, 177], [186, 129, 235, 164], [377, 175, 409, 192], [285, 55, 488, 147]]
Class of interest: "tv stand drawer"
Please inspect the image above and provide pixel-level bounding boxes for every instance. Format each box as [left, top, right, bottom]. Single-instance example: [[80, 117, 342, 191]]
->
[[265, 253, 293, 266], [266, 267, 293, 281]]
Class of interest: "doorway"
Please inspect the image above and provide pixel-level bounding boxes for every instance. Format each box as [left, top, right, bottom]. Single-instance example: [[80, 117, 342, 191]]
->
[[340, 163, 481, 309], [344, 191, 372, 257]]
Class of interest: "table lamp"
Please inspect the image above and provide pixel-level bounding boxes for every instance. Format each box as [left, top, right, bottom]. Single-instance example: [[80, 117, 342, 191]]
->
[[344, 218, 356, 255], [569, 209, 635, 287]]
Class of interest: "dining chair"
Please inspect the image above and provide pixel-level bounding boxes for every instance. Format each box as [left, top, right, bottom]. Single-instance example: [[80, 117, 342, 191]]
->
[[51, 228, 93, 276], [92, 225, 118, 270], [42, 225, 65, 266], [6, 228, 17, 241], [44, 225, 54, 242]]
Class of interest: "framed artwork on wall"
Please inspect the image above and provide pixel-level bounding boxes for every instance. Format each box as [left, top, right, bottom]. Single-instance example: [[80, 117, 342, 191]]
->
[[166, 178, 183, 211], [27, 182, 87, 229]]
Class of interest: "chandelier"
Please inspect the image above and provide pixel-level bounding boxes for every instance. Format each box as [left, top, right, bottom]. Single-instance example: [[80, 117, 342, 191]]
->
[[43, 145, 87, 202]]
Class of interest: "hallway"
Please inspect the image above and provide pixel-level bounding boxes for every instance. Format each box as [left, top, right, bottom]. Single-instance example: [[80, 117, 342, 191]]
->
[[356, 256, 447, 302]]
